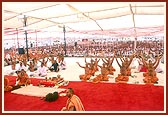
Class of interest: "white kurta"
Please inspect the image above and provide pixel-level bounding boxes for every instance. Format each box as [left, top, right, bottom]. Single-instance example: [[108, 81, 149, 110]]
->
[[37, 66, 47, 77]]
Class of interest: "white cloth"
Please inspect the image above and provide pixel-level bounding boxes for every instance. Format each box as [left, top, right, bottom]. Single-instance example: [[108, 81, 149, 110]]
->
[[60, 61, 66, 70], [17, 65, 27, 71], [28, 71, 36, 77], [11, 85, 66, 97], [155, 62, 163, 73], [37, 66, 47, 77], [5, 54, 11, 59], [130, 58, 137, 69]]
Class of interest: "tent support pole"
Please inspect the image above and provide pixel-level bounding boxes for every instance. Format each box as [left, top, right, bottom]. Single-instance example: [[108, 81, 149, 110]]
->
[[16, 28, 19, 49], [63, 25, 67, 56], [23, 15, 29, 61], [35, 30, 37, 52], [134, 37, 137, 51], [129, 4, 137, 51]]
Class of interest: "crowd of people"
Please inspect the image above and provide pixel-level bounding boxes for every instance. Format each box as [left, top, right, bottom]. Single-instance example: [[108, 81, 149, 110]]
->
[[4, 39, 163, 60], [4, 39, 164, 111], [4, 49, 66, 76], [4, 39, 164, 80]]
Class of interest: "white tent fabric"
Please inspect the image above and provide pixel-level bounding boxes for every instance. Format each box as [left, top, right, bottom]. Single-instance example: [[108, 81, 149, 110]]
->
[[3, 2, 165, 38]]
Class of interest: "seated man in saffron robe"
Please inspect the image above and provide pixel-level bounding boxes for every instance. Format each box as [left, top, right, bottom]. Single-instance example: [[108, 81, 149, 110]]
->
[[76, 62, 92, 81], [61, 88, 85, 111], [16, 69, 31, 86], [141, 55, 161, 84]]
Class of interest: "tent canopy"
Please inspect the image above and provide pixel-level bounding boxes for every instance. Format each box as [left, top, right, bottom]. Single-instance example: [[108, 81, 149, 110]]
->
[[3, 2, 165, 37]]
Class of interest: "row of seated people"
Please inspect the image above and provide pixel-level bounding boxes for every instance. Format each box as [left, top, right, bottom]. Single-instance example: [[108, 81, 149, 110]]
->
[[8, 58, 66, 77], [7, 52, 66, 76], [115, 52, 162, 84], [76, 51, 116, 83], [76, 50, 133, 83], [76, 50, 162, 84]]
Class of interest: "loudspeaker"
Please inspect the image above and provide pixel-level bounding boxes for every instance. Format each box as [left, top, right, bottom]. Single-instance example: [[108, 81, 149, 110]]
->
[[74, 42, 77, 47], [18, 48, 25, 54], [30, 43, 33, 48]]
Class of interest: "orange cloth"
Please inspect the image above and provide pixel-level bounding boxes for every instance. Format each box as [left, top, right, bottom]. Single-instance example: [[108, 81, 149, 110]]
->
[[17, 72, 31, 86], [93, 75, 102, 83], [79, 74, 91, 81], [4, 77, 13, 91], [115, 75, 129, 82], [66, 95, 85, 111], [143, 76, 158, 84]]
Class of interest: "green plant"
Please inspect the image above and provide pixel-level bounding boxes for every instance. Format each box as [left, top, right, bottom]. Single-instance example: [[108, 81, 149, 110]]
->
[[45, 91, 59, 102]]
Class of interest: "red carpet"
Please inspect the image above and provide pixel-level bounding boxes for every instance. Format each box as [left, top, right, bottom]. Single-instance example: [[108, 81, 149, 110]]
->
[[4, 76, 164, 111]]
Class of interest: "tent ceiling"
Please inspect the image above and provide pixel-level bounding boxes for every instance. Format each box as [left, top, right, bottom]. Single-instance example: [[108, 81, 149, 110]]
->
[[3, 2, 165, 37]]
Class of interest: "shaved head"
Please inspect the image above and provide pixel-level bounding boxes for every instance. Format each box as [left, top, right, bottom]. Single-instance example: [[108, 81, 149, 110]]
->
[[68, 88, 74, 94]]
